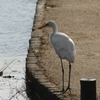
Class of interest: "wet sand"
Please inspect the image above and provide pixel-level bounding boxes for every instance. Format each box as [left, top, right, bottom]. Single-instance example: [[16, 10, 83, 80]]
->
[[37, 0, 100, 99]]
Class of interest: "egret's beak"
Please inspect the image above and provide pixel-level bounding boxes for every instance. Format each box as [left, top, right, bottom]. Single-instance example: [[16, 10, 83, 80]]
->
[[32, 24, 47, 31]]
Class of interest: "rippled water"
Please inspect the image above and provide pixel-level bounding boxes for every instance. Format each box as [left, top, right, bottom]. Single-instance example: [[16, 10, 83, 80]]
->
[[0, 0, 37, 99]]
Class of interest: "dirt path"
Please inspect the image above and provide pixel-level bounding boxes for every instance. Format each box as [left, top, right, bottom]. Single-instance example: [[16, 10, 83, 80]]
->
[[37, 0, 100, 99]]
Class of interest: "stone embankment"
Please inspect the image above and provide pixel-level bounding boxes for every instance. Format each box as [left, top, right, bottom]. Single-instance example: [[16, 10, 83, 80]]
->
[[26, 0, 66, 100]]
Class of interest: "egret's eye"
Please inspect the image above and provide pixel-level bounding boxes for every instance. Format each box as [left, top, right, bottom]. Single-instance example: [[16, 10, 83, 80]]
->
[[46, 23, 48, 26]]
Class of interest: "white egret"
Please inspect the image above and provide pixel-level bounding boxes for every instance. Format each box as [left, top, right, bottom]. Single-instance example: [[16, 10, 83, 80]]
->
[[32, 21, 76, 93]]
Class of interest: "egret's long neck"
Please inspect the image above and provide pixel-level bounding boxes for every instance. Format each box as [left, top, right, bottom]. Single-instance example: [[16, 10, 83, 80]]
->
[[49, 22, 58, 43], [52, 22, 58, 34]]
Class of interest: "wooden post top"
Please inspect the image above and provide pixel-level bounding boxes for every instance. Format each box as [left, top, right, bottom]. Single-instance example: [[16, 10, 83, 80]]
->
[[80, 78, 96, 81]]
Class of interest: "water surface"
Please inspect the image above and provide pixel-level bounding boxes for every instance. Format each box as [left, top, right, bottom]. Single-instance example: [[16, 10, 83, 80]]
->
[[0, 0, 37, 99]]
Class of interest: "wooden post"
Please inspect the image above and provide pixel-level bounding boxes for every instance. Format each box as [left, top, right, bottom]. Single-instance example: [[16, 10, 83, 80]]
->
[[80, 78, 96, 100]]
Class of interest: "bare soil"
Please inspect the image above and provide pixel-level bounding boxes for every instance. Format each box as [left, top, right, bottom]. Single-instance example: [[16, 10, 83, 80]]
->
[[37, 0, 100, 99]]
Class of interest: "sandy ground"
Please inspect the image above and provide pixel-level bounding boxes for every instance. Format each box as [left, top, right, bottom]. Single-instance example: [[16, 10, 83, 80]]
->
[[37, 0, 100, 99]]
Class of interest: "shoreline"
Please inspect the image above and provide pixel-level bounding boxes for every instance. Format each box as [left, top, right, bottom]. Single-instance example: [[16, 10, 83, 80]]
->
[[26, 0, 67, 100]]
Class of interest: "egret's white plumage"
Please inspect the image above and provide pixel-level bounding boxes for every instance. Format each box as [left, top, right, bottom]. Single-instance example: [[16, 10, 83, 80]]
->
[[33, 21, 76, 93], [50, 32, 75, 62]]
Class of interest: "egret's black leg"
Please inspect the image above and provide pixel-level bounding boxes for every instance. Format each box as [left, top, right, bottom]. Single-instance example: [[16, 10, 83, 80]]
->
[[60, 58, 64, 92], [63, 62, 71, 94]]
